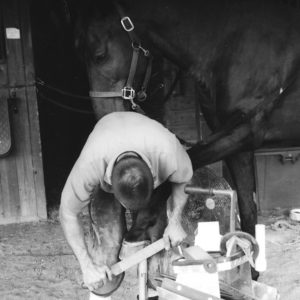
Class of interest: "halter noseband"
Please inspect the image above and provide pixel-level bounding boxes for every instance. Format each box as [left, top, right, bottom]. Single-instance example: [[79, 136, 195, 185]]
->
[[89, 5, 153, 110]]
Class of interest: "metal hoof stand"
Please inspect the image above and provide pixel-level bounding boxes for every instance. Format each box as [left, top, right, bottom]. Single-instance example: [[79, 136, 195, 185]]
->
[[97, 185, 279, 300], [107, 231, 278, 300], [156, 186, 278, 300]]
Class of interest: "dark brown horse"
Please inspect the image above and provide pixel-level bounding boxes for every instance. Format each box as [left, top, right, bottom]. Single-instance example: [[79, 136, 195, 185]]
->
[[74, 0, 300, 236]]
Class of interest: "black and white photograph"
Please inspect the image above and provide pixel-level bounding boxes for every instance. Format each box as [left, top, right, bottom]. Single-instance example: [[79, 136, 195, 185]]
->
[[0, 0, 300, 299]]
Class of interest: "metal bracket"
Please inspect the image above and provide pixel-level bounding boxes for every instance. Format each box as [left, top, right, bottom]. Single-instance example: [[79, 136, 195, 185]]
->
[[279, 152, 300, 164], [136, 89, 147, 101], [138, 45, 150, 57], [131, 42, 150, 57], [184, 186, 237, 233], [122, 86, 135, 100], [122, 86, 138, 110], [121, 16, 134, 32]]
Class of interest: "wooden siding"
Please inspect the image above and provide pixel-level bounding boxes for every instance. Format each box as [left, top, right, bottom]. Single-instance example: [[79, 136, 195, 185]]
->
[[163, 63, 223, 176], [0, 0, 47, 224], [163, 64, 208, 144]]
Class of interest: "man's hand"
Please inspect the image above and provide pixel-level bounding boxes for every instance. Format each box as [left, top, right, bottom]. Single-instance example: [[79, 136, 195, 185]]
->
[[163, 219, 187, 250], [82, 259, 112, 291]]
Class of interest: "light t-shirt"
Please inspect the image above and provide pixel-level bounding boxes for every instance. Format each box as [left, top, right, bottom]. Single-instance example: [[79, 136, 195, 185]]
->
[[62, 112, 193, 202]]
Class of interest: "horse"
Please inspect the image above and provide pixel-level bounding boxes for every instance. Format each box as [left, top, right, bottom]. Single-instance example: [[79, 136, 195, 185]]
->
[[73, 0, 300, 237]]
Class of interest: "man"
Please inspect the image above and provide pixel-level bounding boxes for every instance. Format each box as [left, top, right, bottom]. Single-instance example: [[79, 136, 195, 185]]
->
[[59, 112, 193, 297]]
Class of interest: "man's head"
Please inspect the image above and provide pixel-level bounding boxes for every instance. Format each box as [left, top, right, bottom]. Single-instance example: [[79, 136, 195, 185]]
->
[[111, 152, 154, 210]]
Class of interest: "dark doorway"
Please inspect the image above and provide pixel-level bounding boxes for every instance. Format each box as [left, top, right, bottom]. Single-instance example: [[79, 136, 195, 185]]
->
[[30, 0, 95, 210]]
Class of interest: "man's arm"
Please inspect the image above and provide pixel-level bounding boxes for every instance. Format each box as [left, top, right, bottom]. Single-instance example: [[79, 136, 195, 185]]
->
[[59, 183, 112, 291], [163, 182, 188, 250], [161, 136, 193, 250]]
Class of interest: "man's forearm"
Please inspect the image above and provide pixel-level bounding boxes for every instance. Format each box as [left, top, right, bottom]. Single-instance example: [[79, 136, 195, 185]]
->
[[163, 182, 188, 248], [59, 208, 92, 270], [169, 182, 188, 222]]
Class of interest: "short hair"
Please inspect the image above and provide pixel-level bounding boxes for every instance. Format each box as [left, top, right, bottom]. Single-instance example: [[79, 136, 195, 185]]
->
[[111, 155, 154, 210]]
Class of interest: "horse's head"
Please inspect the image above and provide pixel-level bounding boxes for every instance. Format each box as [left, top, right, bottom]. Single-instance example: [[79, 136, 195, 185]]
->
[[75, 1, 156, 119]]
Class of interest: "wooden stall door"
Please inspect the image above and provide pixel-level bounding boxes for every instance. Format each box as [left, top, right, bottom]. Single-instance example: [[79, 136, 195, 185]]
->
[[0, 0, 47, 224]]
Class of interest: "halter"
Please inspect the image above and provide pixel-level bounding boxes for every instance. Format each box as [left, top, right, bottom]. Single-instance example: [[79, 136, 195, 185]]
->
[[89, 4, 153, 110]]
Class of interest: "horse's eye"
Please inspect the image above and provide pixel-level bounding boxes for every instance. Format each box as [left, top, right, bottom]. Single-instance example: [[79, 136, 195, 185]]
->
[[94, 51, 107, 64]]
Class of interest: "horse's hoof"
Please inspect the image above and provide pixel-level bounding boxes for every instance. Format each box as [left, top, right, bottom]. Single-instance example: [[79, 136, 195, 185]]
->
[[91, 272, 125, 297]]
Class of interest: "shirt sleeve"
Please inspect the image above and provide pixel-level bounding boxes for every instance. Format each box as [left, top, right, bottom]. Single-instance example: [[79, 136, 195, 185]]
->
[[168, 139, 193, 183], [63, 158, 102, 202]]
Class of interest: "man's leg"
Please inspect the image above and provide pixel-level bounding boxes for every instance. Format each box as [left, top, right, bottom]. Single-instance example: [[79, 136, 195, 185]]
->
[[87, 187, 126, 296]]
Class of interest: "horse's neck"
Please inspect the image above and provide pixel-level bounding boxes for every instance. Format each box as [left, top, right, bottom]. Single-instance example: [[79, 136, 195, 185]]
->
[[130, 0, 221, 85]]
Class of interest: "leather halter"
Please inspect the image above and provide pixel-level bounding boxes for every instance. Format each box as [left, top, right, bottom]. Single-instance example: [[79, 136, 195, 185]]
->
[[89, 4, 153, 110]]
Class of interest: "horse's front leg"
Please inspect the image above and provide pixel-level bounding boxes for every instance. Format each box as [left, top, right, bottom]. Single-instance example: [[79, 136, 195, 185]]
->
[[225, 151, 257, 236]]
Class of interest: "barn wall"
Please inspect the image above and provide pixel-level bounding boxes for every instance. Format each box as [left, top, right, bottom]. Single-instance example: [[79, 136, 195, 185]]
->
[[163, 63, 204, 144], [0, 0, 47, 224], [163, 63, 222, 176]]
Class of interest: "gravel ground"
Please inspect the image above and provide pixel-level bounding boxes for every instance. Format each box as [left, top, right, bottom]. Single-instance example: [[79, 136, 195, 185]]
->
[[0, 209, 300, 299]]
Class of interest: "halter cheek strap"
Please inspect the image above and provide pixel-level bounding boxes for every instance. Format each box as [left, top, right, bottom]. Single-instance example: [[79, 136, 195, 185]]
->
[[89, 4, 153, 111]]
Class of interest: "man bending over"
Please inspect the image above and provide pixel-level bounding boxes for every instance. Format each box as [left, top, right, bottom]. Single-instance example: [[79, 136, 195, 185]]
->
[[59, 111, 193, 297]]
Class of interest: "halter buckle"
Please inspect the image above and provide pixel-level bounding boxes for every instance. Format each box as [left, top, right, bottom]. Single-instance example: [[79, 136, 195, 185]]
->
[[121, 16, 134, 32], [122, 86, 136, 100]]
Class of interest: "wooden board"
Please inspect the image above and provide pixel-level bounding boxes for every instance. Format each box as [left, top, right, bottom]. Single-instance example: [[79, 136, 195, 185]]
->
[[0, 0, 46, 224], [164, 74, 202, 144], [163, 63, 213, 145], [0, 92, 12, 156]]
